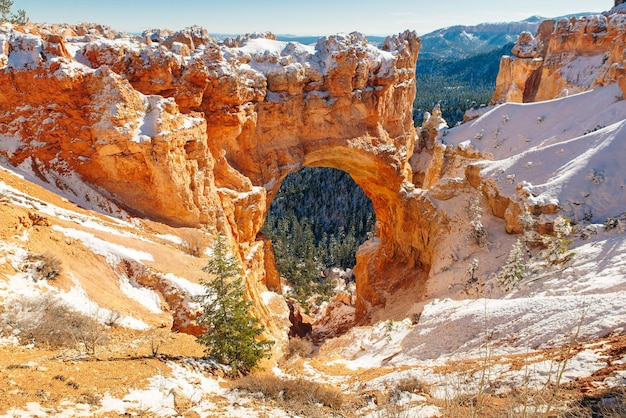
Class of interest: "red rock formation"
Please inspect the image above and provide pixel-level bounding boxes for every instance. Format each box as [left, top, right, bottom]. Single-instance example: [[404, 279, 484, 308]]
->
[[493, 13, 626, 104], [0, 25, 443, 328]]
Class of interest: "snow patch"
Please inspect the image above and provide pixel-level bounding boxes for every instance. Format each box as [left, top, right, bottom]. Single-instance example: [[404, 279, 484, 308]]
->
[[0, 133, 22, 156], [156, 233, 184, 245], [7, 32, 43, 70], [52, 225, 154, 264], [118, 276, 163, 314]]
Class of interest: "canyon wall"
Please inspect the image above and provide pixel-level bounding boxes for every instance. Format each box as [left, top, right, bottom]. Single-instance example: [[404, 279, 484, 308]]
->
[[0, 23, 445, 329], [492, 12, 626, 103]]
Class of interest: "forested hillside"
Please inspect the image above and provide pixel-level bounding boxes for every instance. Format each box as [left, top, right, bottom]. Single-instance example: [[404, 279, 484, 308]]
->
[[417, 16, 541, 59], [413, 43, 512, 126]]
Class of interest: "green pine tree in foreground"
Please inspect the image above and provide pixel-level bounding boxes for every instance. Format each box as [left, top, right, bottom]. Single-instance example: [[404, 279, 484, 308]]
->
[[195, 235, 273, 376]]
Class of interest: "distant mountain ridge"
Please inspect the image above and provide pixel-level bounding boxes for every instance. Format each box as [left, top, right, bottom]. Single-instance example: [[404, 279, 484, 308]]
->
[[419, 13, 594, 59], [210, 13, 598, 58]]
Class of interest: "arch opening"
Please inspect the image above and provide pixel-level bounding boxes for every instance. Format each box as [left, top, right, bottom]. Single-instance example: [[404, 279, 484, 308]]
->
[[247, 138, 439, 331], [261, 166, 377, 336]]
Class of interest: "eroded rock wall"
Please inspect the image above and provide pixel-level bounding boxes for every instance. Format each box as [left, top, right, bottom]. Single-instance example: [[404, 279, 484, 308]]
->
[[493, 13, 626, 103]]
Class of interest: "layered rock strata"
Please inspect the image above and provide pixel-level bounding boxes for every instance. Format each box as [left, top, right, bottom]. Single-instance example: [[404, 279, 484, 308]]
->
[[0, 23, 443, 330]]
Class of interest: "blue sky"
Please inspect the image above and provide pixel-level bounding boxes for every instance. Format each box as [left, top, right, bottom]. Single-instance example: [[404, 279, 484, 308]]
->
[[17, 0, 608, 35]]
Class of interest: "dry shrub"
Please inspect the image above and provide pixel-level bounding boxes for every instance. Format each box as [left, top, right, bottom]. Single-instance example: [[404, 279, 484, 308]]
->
[[236, 372, 283, 398], [283, 336, 312, 360], [77, 392, 101, 406], [6, 364, 31, 370], [0, 294, 107, 353], [148, 329, 169, 357], [235, 372, 343, 415], [25, 251, 62, 281], [376, 378, 432, 418], [394, 377, 430, 396], [103, 310, 122, 327], [180, 231, 206, 257], [66, 380, 80, 390]]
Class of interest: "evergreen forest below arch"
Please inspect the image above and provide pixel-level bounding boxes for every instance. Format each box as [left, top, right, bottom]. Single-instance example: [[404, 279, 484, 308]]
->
[[261, 167, 376, 305]]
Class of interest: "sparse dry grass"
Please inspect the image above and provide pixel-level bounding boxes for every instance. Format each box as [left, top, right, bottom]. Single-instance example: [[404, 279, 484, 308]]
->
[[283, 336, 312, 360], [235, 372, 344, 416], [0, 328, 204, 414], [564, 386, 626, 417], [0, 294, 107, 353]]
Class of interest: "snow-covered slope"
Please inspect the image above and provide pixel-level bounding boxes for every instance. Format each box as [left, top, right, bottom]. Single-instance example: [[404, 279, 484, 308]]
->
[[447, 84, 626, 223]]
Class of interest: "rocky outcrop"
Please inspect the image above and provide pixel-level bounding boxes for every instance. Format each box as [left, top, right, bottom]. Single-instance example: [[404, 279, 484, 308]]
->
[[0, 24, 445, 331], [0, 62, 219, 228], [492, 13, 626, 103], [454, 11, 626, 238]]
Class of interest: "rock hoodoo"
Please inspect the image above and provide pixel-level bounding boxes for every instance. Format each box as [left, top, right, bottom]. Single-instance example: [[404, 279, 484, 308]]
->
[[493, 12, 626, 103], [0, 24, 445, 326]]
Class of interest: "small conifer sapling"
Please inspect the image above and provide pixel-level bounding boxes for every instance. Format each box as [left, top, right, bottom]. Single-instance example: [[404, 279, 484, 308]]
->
[[541, 216, 574, 265], [469, 196, 488, 247], [497, 239, 526, 291]]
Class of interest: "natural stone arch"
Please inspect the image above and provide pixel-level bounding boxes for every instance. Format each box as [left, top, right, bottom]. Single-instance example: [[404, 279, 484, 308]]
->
[[219, 113, 443, 323], [254, 138, 439, 322], [200, 31, 444, 322], [301, 147, 440, 322]]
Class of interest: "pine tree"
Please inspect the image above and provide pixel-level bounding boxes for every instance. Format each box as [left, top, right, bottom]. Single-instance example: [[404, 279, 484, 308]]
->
[[497, 239, 526, 291], [468, 196, 488, 247], [541, 216, 574, 265], [0, 0, 28, 25], [195, 235, 273, 376]]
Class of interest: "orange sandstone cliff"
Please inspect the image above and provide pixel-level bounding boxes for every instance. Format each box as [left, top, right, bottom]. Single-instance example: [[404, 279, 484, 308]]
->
[[493, 12, 626, 103], [0, 23, 446, 332]]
